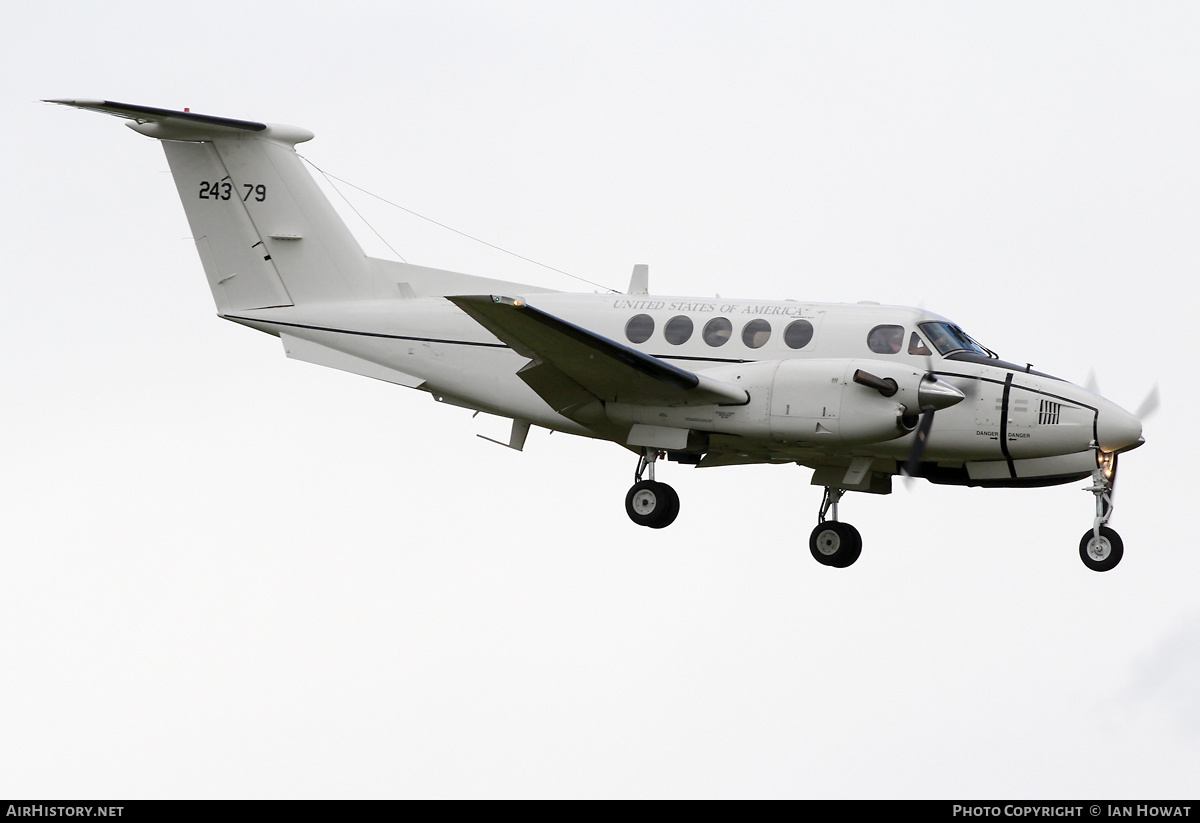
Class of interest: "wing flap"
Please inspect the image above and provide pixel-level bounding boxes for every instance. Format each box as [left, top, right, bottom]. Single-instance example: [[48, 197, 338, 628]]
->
[[449, 295, 748, 407]]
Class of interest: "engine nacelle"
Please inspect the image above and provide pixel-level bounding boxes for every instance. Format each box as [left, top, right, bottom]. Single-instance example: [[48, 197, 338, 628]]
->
[[606, 358, 965, 447], [767, 358, 934, 444]]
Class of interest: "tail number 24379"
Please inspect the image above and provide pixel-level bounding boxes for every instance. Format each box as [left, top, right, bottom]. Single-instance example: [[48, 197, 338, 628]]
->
[[198, 181, 267, 202]]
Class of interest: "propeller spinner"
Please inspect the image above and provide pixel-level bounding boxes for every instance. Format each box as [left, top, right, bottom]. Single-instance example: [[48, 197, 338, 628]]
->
[[905, 373, 966, 477], [852, 368, 965, 477]]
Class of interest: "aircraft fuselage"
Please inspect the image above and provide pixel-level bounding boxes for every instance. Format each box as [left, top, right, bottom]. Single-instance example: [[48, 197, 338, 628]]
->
[[225, 292, 1139, 489]]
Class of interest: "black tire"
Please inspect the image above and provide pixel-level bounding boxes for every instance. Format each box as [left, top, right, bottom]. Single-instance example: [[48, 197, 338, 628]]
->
[[625, 480, 679, 528], [809, 521, 862, 567], [837, 524, 863, 568], [1079, 526, 1123, 572], [652, 482, 680, 529]]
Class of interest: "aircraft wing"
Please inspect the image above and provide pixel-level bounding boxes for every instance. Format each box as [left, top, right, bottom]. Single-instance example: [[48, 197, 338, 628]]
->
[[449, 295, 749, 410]]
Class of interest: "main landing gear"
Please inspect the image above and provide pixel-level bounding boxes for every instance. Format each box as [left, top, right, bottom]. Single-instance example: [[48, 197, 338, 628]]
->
[[810, 487, 862, 568], [1079, 454, 1123, 572], [625, 448, 679, 529]]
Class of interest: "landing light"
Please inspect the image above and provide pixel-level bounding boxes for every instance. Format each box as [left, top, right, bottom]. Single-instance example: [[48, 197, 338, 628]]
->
[[1097, 450, 1116, 478]]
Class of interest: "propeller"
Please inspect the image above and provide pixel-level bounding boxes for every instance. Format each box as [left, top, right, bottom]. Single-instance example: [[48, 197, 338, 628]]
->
[[904, 401, 937, 478], [1084, 370, 1157, 422], [903, 370, 958, 478], [900, 320, 948, 486], [1107, 385, 1155, 507], [1086, 380, 1155, 511], [912, 336, 939, 460], [1136, 384, 1160, 420], [853, 367, 964, 483]]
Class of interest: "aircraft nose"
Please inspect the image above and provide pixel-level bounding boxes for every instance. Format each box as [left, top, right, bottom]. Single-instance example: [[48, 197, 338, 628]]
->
[[1096, 402, 1143, 452]]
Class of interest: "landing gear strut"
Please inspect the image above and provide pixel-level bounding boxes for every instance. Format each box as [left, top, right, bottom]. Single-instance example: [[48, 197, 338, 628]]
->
[[625, 448, 679, 529], [809, 487, 862, 568], [1079, 453, 1123, 572]]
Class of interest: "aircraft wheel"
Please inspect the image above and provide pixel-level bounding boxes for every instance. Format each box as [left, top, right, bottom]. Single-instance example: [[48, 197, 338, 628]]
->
[[809, 521, 862, 568], [1079, 526, 1123, 572], [625, 480, 679, 529]]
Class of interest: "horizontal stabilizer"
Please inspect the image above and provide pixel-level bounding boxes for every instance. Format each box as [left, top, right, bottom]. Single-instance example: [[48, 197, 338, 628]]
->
[[449, 295, 749, 407], [44, 99, 312, 144]]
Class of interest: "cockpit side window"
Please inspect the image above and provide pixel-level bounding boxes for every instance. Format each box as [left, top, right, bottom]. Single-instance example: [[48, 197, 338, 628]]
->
[[908, 331, 932, 356], [867, 324, 904, 354], [918, 322, 990, 357]]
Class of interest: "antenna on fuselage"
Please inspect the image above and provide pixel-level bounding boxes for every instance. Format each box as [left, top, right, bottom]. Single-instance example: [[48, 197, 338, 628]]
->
[[627, 264, 649, 295]]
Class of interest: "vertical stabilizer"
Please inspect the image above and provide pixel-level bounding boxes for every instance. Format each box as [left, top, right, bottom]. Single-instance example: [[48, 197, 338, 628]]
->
[[47, 100, 378, 312], [160, 140, 293, 312]]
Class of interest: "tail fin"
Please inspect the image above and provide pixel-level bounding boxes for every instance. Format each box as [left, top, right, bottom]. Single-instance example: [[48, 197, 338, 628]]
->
[[47, 100, 376, 312]]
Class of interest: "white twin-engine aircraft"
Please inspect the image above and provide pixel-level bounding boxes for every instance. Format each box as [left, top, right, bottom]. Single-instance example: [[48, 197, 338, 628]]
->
[[51, 99, 1148, 571]]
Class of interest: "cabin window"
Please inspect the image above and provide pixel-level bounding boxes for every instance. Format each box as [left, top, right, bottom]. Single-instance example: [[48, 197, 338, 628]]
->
[[867, 324, 904, 354], [783, 319, 814, 349], [703, 317, 733, 347], [742, 319, 771, 348], [664, 315, 694, 345], [908, 331, 931, 356], [625, 314, 654, 344]]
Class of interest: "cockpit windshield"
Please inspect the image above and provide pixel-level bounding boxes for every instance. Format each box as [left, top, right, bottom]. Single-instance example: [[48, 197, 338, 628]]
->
[[918, 322, 993, 358]]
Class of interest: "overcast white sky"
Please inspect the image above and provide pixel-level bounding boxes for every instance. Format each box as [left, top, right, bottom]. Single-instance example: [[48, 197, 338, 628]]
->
[[2, 0, 1197, 799]]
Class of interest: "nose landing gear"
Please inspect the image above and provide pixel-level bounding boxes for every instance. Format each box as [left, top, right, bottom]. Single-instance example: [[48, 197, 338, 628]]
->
[[809, 487, 862, 568], [1080, 525, 1123, 572], [624, 448, 680, 529], [1079, 453, 1123, 572]]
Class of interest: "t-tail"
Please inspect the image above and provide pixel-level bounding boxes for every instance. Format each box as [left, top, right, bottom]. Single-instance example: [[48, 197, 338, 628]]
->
[[47, 99, 553, 311], [47, 99, 386, 313]]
